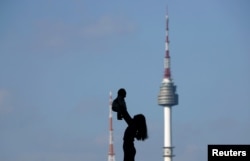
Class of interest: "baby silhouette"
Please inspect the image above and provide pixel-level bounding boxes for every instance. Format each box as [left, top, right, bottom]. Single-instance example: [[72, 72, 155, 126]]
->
[[112, 88, 132, 124]]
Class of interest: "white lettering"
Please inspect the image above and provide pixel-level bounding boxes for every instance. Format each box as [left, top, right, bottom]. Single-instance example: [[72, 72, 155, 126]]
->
[[212, 149, 219, 156], [232, 150, 238, 156], [241, 151, 246, 156], [219, 151, 224, 156], [211, 149, 247, 157]]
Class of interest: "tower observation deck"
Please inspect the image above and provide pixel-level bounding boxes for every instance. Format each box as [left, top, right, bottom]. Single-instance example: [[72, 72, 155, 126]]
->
[[158, 80, 178, 106]]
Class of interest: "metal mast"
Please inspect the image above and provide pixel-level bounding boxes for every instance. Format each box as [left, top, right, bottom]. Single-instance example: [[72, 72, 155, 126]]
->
[[108, 92, 116, 161], [158, 10, 179, 161]]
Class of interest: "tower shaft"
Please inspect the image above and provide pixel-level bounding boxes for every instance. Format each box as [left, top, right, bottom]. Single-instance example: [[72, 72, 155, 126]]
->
[[108, 92, 115, 161], [163, 107, 173, 161]]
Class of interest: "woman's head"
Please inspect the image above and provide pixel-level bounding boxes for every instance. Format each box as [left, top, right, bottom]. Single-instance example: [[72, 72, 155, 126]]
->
[[133, 114, 148, 141]]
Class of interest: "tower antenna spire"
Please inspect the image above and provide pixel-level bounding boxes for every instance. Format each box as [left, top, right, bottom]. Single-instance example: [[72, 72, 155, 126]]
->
[[164, 7, 171, 80], [108, 92, 116, 161], [158, 8, 179, 161]]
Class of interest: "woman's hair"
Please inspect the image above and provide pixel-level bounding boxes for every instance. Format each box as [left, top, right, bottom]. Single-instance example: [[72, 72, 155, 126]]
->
[[133, 114, 148, 141]]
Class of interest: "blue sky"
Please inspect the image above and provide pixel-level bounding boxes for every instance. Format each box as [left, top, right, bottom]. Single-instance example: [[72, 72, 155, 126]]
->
[[0, 0, 249, 161]]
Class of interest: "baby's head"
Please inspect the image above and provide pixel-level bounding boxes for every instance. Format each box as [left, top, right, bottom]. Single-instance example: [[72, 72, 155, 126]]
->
[[118, 88, 126, 98]]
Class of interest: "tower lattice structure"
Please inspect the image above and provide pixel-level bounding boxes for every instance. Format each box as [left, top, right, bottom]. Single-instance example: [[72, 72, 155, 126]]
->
[[108, 92, 116, 161]]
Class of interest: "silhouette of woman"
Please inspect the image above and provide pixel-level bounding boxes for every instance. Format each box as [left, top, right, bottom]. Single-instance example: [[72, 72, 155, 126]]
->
[[123, 114, 148, 161]]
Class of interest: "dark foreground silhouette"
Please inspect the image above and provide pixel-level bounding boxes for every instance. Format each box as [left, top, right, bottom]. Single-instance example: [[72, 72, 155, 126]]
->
[[123, 114, 148, 161], [112, 88, 132, 124], [112, 88, 148, 161]]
